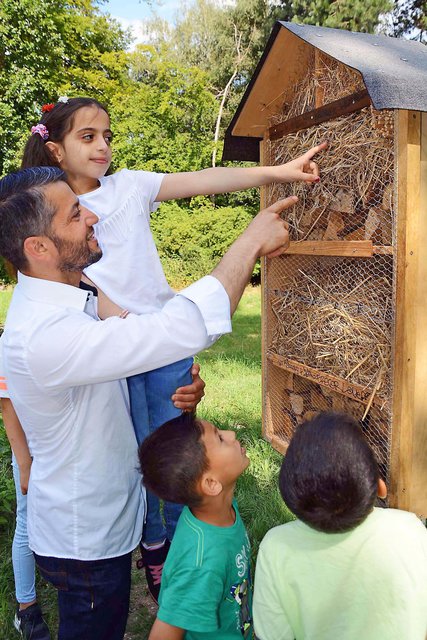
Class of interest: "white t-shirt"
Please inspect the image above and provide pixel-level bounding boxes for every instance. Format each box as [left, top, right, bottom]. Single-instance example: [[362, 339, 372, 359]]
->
[[82, 169, 171, 314], [254, 507, 427, 640]]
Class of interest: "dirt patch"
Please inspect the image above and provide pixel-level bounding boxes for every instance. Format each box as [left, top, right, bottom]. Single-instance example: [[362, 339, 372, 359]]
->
[[124, 551, 158, 639]]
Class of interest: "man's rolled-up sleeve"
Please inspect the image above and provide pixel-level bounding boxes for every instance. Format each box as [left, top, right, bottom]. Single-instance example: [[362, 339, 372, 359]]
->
[[179, 275, 231, 337]]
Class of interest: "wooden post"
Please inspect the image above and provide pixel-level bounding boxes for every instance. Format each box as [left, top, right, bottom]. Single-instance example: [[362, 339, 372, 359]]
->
[[391, 110, 427, 515], [260, 139, 270, 442]]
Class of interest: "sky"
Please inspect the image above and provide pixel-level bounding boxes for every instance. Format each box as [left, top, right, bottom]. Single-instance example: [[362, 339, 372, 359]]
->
[[101, 0, 180, 44], [101, 0, 235, 45]]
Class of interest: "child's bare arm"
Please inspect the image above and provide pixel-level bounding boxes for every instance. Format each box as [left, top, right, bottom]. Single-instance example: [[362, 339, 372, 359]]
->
[[148, 619, 185, 640], [81, 274, 124, 320], [156, 142, 327, 202], [1, 398, 32, 494]]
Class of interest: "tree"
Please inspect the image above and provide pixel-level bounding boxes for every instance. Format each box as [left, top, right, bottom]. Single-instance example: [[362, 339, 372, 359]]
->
[[109, 46, 217, 174], [389, 0, 426, 41], [291, 0, 392, 32], [144, 0, 393, 169], [0, 0, 129, 175]]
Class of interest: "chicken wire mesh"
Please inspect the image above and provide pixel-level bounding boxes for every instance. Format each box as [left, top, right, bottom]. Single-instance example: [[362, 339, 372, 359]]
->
[[262, 53, 396, 486]]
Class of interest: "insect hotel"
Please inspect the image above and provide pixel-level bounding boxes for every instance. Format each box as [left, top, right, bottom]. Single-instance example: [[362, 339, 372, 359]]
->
[[223, 22, 427, 515]]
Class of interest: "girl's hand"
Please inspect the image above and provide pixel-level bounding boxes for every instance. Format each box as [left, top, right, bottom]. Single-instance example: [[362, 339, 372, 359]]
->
[[172, 363, 205, 412], [274, 141, 328, 184]]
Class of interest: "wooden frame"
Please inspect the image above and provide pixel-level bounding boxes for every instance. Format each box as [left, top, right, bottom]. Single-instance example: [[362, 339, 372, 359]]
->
[[261, 105, 427, 515], [390, 110, 427, 513]]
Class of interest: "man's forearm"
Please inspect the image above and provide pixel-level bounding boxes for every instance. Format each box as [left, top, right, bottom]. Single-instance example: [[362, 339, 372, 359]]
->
[[211, 236, 258, 315]]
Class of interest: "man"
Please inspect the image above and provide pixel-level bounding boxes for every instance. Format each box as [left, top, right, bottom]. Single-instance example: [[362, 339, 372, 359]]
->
[[0, 166, 293, 640]]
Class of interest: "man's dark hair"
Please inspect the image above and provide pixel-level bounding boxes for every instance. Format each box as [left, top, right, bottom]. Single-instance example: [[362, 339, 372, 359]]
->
[[0, 166, 66, 271], [279, 412, 380, 533], [21, 97, 109, 169], [139, 413, 209, 508]]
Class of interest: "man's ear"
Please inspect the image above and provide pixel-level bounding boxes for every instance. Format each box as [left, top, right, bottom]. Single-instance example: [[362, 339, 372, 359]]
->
[[45, 141, 62, 164], [377, 478, 387, 499], [23, 236, 51, 262], [199, 473, 222, 498]]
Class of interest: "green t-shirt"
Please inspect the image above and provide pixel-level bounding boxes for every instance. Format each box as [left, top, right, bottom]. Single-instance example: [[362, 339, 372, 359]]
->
[[157, 501, 253, 639], [253, 507, 427, 640]]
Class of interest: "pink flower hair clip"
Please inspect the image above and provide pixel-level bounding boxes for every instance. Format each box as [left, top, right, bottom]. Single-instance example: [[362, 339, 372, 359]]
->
[[31, 124, 49, 140]]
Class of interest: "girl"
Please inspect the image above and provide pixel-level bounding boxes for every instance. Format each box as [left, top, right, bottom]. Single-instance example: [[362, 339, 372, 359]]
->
[[21, 97, 325, 601]]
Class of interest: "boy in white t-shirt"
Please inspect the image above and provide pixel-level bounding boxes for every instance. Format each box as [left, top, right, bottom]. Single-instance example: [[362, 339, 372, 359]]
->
[[253, 412, 427, 640]]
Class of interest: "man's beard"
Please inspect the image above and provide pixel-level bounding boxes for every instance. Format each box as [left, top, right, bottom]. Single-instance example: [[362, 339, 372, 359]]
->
[[49, 233, 102, 273]]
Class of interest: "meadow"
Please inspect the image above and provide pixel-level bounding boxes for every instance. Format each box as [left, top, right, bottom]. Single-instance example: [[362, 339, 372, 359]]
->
[[0, 286, 293, 639]]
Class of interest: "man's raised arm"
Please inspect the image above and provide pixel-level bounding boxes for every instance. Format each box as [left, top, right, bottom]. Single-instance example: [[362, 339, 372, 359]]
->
[[212, 197, 293, 314]]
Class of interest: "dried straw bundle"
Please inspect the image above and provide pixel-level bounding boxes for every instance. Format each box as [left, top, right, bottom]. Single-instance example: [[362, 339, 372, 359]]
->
[[269, 259, 392, 402], [266, 54, 395, 243], [266, 108, 394, 242], [270, 52, 365, 125]]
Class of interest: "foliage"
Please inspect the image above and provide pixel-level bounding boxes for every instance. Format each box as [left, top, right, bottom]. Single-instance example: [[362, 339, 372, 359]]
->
[[151, 200, 258, 287], [110, 47, 217, 174], [146, 0, 281, 94], [389, 0, 427, 41], [291, 0, 392, 32], [0, 0, 130, 175]]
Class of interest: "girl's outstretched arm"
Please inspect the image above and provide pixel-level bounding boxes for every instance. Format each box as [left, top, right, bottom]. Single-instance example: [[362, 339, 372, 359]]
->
[[156, 142, 327, 202]]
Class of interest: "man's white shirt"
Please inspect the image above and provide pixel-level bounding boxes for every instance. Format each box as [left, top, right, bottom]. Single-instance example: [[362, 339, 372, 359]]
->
[[2, 272, 231, 560]]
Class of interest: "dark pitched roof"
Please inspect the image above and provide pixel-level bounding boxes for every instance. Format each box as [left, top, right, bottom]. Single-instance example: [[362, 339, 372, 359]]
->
[[223, 22, 427, 162]]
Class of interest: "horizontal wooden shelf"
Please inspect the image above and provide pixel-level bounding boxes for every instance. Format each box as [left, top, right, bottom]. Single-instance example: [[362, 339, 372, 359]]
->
[[267, 352, 388, 412], [266, 433, 288, 455], [280, 241, 393, 257], [283, 240, 373, 257]]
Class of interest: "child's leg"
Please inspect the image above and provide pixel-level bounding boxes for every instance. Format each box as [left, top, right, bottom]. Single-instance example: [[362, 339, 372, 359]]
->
[[127, 373, 167, 546], [145, 357, 193, 541], [11, 456, 36, 604]]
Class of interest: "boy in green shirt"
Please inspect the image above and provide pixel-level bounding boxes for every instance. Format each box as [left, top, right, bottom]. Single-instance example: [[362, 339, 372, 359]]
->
[[139, 412, 253, 639], [253, 412, 427, 640]]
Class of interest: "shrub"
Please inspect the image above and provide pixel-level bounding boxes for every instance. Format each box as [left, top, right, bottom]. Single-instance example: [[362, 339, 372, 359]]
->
[[151, 200, 258, 287]]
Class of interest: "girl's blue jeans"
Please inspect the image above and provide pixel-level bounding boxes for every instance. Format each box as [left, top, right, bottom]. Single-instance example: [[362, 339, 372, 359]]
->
[[127, 356, 193, 544], [12, 455, 36, 604]]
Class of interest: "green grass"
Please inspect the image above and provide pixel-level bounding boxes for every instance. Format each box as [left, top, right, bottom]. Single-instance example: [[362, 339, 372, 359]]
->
[[0, 286, 293, 638], [0, 287, 13, 326]]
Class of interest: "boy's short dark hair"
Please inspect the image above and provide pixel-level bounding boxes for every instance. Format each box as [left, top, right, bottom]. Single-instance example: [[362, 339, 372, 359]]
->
[[279, 412, 379, 533], [139, 413, 209, 508]]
